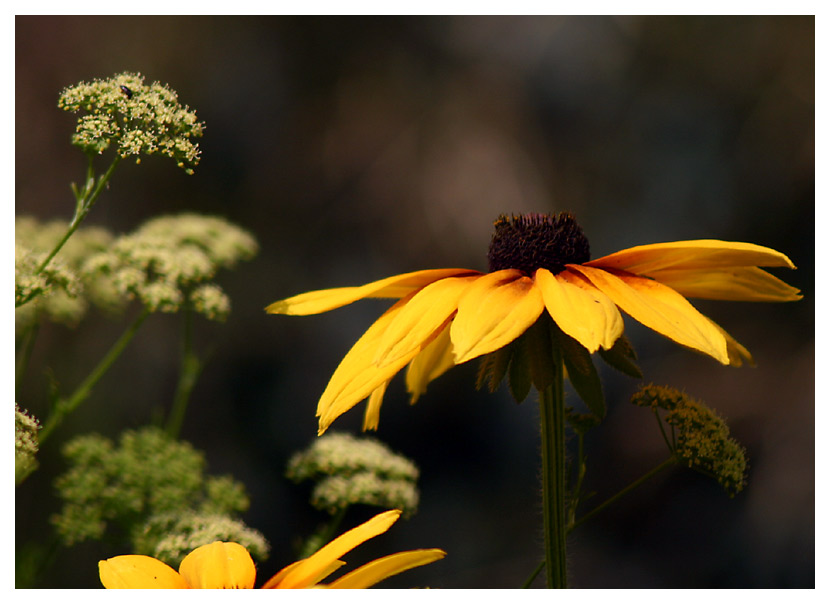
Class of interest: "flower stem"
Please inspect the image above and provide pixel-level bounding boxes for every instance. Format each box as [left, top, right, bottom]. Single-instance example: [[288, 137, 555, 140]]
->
[[39, 307, 149, 444], [16, 321, 40, 398], [300, 506, 348, 559], [17, 155, 122, 309], [521, 560, 546, 588], [568, 457, 676, 533], [538, 351, 567, 588], [165, 305, 204, 439]]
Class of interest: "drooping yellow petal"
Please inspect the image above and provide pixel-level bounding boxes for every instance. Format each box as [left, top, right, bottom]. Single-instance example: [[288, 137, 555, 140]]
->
[[451, 270, 545, 365], [262, 559, 345, 589], [315, 299, 415, 433], [316, 293, 455, 433], [362, 381, 389, 431], [704, 315, 755, 367], [587, 239, 797, 274], [405, 323, 455, 404], [261, 559, 304, 588], [261, 559, 344, 589], [646, 266, 802, 302], [273, 510, 402, 589], [178, 542, 256, 589], [570, 265, 729, 364], [99, 555, 189, 589], [534, 267, 624, 353], [374, 276, 477, 368], [318, 350, 415, 434], [265, 269, 480, 316], [326, 549, 447, 589]]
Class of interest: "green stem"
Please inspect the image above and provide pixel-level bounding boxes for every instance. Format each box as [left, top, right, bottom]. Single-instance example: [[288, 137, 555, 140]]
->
[[165, 306, 203, 439], [16, 321, 40, 398], [39, 307, 149, 444], [567, 431, 588, 528], [20, 155, 122, 305], [538, 352, 567, 589], [653, 409, 673, 451], [300, 506, 348, 559], [521, 559, 546, 589], [568, 457, 676, 533]]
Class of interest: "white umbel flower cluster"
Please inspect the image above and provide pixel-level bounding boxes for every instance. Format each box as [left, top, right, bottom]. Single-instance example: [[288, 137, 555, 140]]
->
[[59, 72, 204, 173], [287, 432, 420, 516]]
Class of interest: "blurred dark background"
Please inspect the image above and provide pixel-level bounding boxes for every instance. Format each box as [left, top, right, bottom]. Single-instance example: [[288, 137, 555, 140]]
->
[[15, 16, 814, 588]]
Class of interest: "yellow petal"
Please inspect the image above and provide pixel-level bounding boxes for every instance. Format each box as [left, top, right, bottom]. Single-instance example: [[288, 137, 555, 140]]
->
[[705, 315, 755, 367], [405, 323, 455, 404], [315, 301, 421, 434], [450, 270, 545, 365], [262, 559, 345, 589], [319, 353, 413, 434], [261, 559, 304, 588], [273, 510, 402, 589], [178, 542, 256, 589], [587, 239, 797, 274], [570, 265, 729, 364], [265, 269, 480, 316], [374, 276, 477, 367], [316, 291, 456, 433], [362, 381, 389, 431], [99, 555, 189, 589], [326, 549, 446, 589], [262, 560, 346, 589], [647, 266, 802, 302], [534, 268, 624, 353]]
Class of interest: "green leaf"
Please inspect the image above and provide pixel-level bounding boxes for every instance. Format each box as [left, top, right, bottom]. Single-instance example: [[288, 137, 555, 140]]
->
[[508, 334, 532, 403], [525, 315, 556, 392], [476, 345, 513, 393], [598, 335, 642, 379], [558, 331, 605, 418]]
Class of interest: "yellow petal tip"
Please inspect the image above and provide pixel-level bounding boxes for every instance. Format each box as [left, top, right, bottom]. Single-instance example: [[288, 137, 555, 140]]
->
[[264, 301, 285, 314]]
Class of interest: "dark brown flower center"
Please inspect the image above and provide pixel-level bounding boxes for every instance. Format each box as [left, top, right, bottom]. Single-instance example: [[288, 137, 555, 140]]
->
[[487, 212, 591, 275]]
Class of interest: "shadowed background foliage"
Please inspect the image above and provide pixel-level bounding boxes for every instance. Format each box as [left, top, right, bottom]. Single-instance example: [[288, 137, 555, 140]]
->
[[16, 15, 813, 588]]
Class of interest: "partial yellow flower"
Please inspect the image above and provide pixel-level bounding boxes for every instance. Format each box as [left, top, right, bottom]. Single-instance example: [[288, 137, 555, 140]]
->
[[267, 213, 801, 434], [99, 509, 444, 589]]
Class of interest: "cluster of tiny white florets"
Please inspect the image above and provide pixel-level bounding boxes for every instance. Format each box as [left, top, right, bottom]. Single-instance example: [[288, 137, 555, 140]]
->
[[58, 72, 204, 173], [16, 217, 115, 261], [15, 404, 40, 484], [16, 243, 84, 326], [189, 284, 232, 321], [82, 214, 258, 320], [16, 217, 119, 326], [287, 432, 420, 516], [134, 511, 270, 567]]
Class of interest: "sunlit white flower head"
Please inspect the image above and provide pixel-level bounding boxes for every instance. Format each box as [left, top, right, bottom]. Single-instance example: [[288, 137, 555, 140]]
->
[[59, 72, 204, 173], [83, 213, 257, 320]]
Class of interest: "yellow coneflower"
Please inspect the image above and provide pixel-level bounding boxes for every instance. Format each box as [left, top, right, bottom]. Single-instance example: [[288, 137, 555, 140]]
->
[[99, 509, 444, 589], [267, 212, 800, 434]]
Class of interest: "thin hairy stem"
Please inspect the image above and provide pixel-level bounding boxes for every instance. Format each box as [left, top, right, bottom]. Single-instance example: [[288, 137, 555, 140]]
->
[[538, 350, 567, 588]]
